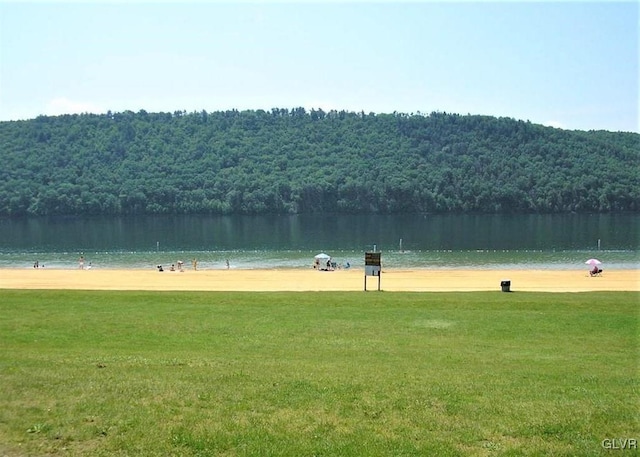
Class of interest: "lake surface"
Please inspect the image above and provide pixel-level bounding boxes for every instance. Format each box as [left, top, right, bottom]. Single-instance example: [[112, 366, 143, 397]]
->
[[0, 214, 638, 270]]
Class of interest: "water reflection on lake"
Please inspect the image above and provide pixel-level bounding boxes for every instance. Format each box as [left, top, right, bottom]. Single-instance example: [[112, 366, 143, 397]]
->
[[0, 213, 637, 270]]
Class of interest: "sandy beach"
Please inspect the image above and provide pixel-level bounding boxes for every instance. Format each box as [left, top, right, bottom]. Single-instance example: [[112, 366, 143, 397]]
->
[[1, 268, 638, 292]]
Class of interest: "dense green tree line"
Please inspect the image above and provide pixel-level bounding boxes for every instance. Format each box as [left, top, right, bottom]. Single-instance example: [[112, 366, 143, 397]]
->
[[0, 109, 637, 216]]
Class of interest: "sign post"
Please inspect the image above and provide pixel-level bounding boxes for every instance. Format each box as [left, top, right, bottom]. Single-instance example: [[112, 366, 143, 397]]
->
[[364, 252, 381, 291]]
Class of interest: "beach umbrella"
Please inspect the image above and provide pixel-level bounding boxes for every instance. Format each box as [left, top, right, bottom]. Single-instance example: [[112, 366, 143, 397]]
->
[[585, 258, 602, 266], [314, 253, 330, 260]]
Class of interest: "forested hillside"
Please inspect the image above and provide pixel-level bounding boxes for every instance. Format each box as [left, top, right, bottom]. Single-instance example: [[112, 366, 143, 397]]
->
[[0, 109, 638, 216]]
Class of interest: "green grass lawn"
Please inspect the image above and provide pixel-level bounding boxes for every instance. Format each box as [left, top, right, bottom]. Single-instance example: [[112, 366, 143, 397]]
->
[[0, 290, 638, 456]]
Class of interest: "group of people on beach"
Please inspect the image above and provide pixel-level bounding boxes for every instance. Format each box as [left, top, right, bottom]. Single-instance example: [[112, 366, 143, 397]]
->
[[156, 258, 235, 272], [33, 254, 92, 270], [78, 255, 92, 270], [157, 259, 200, 272], [158, 260, 185, 272], [313, 258, 350, 271]]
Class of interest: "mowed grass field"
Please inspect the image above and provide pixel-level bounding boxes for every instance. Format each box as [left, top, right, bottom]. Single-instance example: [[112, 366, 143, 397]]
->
[[0, 290, 637, 457]]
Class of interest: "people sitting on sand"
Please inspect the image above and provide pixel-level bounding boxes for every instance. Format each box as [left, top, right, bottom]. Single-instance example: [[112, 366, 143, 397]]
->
[[590, 265, 603, 276], [157, 265, 164, 272]]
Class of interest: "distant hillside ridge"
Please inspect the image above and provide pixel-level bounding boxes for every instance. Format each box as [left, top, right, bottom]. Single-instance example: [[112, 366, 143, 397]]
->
[[0, 108, 638, 216]]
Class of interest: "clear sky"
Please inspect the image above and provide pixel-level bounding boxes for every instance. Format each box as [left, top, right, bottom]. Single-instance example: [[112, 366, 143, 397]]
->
[[0, 1, 637, 132]]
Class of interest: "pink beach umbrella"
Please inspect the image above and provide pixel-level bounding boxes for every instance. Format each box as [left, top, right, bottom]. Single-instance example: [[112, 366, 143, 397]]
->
[[585, 259, 603, 275]]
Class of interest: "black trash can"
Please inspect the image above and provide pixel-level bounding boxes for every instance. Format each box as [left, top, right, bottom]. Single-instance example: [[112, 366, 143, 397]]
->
[[501, 280, 511, 292]]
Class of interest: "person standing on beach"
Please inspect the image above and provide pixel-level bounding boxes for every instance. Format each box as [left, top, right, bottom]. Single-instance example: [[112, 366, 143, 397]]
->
[[79, 254, 85, 270], [192, 258, 198, 271]]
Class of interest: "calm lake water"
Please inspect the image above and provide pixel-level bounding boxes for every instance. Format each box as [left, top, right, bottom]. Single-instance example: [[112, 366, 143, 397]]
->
[[0, 214, 638, 270]]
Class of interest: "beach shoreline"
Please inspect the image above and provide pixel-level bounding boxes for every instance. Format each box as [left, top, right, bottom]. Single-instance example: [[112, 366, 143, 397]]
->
[[1, 268, 638, 292]]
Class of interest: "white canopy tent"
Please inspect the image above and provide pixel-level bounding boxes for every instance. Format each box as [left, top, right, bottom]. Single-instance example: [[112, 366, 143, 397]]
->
[[314, 253, 332, 270]]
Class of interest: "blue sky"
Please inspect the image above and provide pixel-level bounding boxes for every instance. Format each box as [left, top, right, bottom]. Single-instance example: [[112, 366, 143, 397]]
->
[[1, 1, 637, 132]]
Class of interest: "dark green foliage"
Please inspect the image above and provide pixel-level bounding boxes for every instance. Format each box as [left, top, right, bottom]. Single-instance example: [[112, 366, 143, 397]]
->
[[0, 109, 638, 216]]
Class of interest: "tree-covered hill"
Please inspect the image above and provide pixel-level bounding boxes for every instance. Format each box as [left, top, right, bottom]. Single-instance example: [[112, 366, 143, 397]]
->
[[0, 109, 638, 216]]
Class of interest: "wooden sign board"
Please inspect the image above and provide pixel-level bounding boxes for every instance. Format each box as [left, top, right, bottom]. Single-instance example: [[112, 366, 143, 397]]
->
[[365, 252, 381, 266], [364, 252, 381, 290]]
